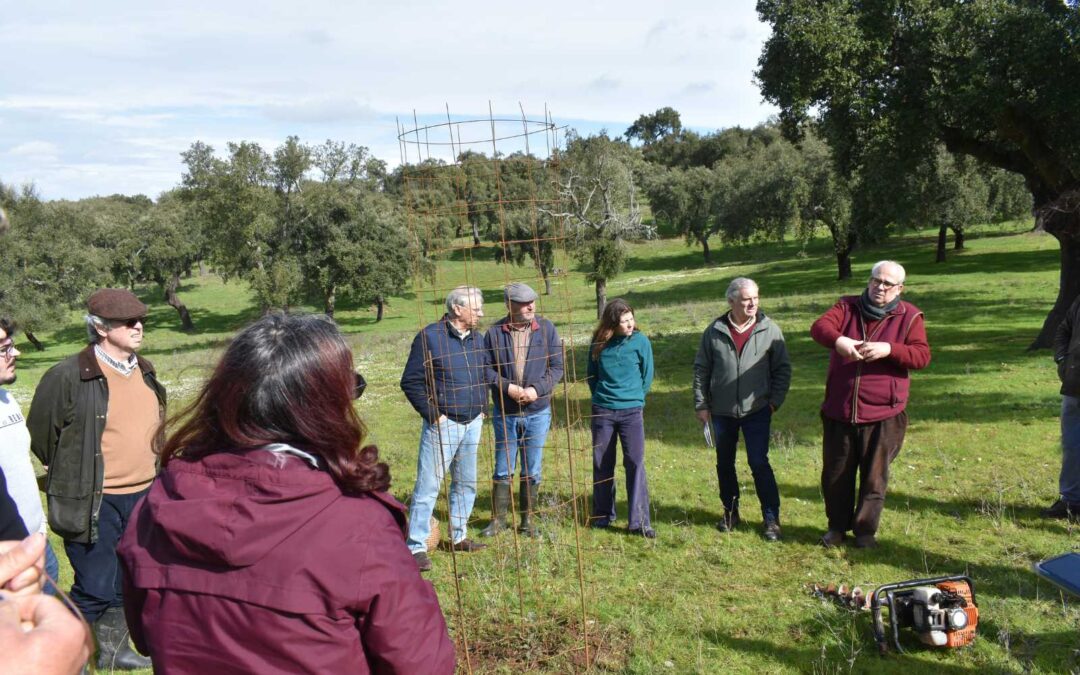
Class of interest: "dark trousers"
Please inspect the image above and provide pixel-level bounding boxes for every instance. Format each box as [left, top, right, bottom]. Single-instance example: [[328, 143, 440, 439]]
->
[[712, 406, 779, 520], [821, 411, 907, 537], [64, 488, 148, 622], [591, 405, 651, 530]]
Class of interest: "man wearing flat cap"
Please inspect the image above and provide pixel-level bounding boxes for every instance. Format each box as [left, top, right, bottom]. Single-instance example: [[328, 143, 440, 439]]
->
[[481, 282, 564, 537], [29, 288, 164, 670]]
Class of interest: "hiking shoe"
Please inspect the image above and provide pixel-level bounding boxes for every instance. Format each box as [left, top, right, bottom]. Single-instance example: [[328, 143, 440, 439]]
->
[[820, 530, 845, 548], [450, 538, 487, 553], [629, 527, 657, 539], [715, 509, 741, 533], [1042, 499, 1080, 520], [763, 518, 782, 542], [413, 551, 432, 572], [853, 534, 879, 549]]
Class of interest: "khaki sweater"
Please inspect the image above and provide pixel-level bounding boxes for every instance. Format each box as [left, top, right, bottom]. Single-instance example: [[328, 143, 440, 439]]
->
[[100, 364, 158, 494]]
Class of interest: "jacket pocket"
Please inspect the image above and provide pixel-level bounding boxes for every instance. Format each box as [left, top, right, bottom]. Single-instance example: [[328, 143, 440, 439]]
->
[[46, 493, 92, 540]]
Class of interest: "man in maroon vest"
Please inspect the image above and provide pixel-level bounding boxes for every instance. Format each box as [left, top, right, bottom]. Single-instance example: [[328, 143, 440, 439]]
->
[[811, 261, 930, 548]]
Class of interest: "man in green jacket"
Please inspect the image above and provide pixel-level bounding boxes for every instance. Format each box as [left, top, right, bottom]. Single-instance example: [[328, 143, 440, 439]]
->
[[693, 278, 791, 541], [28, 288, 165, 670]]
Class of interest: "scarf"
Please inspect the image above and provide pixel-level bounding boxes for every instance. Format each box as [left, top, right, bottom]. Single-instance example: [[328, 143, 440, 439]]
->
[[858, 289, 899, 322]]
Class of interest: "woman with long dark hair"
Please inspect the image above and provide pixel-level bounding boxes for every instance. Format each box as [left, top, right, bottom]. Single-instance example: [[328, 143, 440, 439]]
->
[[118, 313, 454, 674], [587, 299, 656, 538]]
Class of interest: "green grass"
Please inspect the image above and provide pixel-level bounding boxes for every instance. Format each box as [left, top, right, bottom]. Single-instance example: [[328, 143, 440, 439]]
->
[[14, 221, 1079, 673]]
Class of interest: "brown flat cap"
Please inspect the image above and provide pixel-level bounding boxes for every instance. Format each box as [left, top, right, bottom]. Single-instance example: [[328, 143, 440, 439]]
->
[[87, 288, 147, 321]]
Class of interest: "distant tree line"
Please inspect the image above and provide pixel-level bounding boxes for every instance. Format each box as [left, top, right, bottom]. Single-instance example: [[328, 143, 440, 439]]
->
[[630, 109, 1030, 278], [0, 121, 1032, 348]]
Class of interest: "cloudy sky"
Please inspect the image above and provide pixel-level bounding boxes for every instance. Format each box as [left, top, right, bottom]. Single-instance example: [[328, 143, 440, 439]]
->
[[1, 1, 777, 200]]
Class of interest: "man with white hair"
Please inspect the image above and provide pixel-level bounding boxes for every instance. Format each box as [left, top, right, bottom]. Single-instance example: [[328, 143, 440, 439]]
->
[[400, 286, 490, 571], [811, 261, 930, 548], [693, 277, 791, 541], [29, 288, 165, 669]]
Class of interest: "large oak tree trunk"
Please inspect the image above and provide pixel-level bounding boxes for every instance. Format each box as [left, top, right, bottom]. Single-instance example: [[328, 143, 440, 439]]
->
[[324, 286, 336, 319], [1031, 193, 1080, 350], [595, 278, 607, 319], [165, 272, 195, 332], [376, 294, 385, 322], [952, 227, 965, 250], [936, 224, 948, 263], [24, 331, 44, 352], [836, 248, 852, 280], [537, 260, 552, 295], [700, 236, 712, 264]]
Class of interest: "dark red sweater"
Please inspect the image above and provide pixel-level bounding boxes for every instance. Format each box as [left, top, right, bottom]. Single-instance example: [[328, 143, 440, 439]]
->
[[811, 296, 930, 423]]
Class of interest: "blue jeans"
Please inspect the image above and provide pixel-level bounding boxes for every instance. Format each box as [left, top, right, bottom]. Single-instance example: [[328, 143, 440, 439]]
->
[[492, 408, 552, 485], [1061, 396, 1080, 503], [712, 407, 780, 521], [64, 488, 148, 622], [407, 415, 483, 553], [44, 539, 59, 597], [591, 405, 651, 531]]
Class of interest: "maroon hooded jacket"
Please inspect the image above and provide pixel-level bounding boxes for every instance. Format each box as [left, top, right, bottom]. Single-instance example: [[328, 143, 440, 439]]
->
[[117, 449, 455, 675], [811, 296, 930, 424]]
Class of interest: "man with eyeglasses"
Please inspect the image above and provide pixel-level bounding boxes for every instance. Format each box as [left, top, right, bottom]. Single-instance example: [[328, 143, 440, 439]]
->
[[0, 317, 63, 591], [811, 261, 930, 549], [28, 288, 165, 670], [400, 285, 490, 572]]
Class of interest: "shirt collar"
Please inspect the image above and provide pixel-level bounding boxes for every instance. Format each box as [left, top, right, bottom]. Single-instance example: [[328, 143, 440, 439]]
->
[[262, 443, 321, 469], [501, 318, 540, 333], [94, 344, 138, 376]]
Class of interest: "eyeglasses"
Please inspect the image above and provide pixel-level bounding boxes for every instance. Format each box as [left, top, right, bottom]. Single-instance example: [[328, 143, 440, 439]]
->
[[869, 277, 902, 290], [114, 317, 146, 329], [353, 372, 367, 400], [0, 341, 14, 359]]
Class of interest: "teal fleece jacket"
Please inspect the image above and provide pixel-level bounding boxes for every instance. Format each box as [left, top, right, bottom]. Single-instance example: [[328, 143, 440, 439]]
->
[[587, 331, 654, 409]]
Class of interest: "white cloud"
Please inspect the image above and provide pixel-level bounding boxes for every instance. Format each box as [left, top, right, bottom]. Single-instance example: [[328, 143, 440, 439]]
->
[[9, 141, 60, 163], [0, 0, 778, 199]]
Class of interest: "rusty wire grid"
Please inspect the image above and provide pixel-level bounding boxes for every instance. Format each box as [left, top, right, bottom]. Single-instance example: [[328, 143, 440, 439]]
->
[[396, 105, 630, 672]]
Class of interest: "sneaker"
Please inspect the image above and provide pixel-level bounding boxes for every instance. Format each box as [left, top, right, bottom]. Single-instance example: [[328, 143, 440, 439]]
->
[[413, 551, 432, 572], [853, 534, 879, 549], [820, 530, 845, 548], [763, 518, 781, 542], [1042, 499, 1080, 520], [450, 538, 487, 553], [629, 527, 657, 539]]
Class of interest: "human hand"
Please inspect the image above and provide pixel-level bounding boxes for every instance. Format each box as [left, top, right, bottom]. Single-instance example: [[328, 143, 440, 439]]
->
[[437, 414, 448, 424], [834, 336, 864, 361], [0, 534, 46, 596], [0, 593, 91, 675], [857, 341, 892, 362], [522, 387, 539, 404], [695, 409, 711, 425]]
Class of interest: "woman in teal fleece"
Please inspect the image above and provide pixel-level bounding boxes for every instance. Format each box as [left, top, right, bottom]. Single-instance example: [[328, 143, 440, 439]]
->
[[587, 298, 656, 538]]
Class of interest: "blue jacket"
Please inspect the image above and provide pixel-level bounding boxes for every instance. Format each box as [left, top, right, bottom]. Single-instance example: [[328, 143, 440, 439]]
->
[[484, 316, 565, 415], [400, 317, 489, 423]]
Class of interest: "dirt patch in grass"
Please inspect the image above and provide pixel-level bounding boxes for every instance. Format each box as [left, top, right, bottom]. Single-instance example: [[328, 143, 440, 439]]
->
[[459, 613, 631, 673]]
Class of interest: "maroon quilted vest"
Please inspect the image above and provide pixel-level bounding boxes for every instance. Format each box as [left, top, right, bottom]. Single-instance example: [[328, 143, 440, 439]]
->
[[821, 296, 923, 424]]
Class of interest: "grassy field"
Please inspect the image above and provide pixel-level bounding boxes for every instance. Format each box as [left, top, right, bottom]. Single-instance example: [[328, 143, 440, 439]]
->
[[12, 221, 1079, 673]]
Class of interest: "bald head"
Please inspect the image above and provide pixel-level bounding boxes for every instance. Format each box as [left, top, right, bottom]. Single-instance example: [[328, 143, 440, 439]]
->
[[867, 260, 905, 307]]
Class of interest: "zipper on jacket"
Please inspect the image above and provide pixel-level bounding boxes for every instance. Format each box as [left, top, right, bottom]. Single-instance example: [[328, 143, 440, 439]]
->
[[850, 311, 896, 424]]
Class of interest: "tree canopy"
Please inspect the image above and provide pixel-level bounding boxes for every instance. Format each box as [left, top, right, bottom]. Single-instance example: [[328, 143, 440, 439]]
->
[[757, 0, 1080, 347]]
